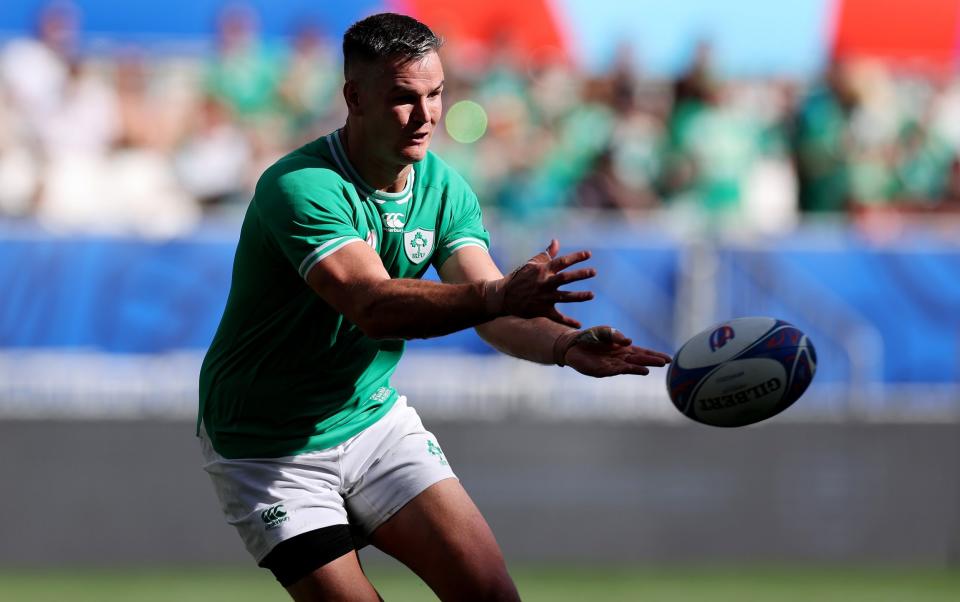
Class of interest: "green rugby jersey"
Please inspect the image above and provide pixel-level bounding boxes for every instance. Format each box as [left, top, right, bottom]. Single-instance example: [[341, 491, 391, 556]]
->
[[199, 130, 490, 459]]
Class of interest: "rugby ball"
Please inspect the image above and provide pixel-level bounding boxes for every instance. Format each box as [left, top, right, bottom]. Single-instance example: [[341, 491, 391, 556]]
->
[[666, 317, 816, 427]]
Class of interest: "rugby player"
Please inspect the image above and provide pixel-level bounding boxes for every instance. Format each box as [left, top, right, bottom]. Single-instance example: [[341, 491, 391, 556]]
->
[[198, 13, 671, 601]]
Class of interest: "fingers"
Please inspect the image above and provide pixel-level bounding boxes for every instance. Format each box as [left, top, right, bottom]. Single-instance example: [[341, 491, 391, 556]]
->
[[554, 290, 594, 303], [636, 348, 673, 363], [603, 327, 632, 347], [527, 239, 560, 265], [622, 348, 670, 367], [576, 326, 631, 348], [547, 267, 596, 287], [527, 250, 552, 265], [588, 359, 651, 377], [617, 364, 651, 376], [549, 249, 592, 271], [588, 333, 672, 364], [564, 337, 672, 377], [548, 307, 581, 329]]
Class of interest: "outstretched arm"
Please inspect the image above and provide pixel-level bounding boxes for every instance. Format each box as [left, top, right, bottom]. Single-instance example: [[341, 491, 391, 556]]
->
[[438, 245, 672, 377], [304, 238, 594, 340]]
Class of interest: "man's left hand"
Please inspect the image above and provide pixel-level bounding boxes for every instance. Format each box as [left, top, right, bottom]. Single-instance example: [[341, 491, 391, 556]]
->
[[555, 326, 672, 378]]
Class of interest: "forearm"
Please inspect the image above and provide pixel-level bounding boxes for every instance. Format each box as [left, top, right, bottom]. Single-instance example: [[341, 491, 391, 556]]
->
[[356, 277, 496, 340], [476, 316, 574, 365], [311, 238, 594, 340]]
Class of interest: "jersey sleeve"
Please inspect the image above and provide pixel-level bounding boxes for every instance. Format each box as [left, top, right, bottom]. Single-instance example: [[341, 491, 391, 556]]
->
[[432, 187, 491, 270], [257, 174, 364, 280]]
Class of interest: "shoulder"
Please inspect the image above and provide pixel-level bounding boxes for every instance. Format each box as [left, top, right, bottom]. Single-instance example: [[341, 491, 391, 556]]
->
[[258, 140, 345, 195], [255, 140, 352, 213], [416, 150, 474, 196]]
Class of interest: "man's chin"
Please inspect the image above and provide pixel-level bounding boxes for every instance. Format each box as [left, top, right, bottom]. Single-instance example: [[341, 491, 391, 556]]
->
[[398, 144, 429, 163]]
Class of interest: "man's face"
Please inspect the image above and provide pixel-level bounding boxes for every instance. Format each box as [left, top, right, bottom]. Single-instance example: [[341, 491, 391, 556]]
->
[[349, 51, 444, 165]]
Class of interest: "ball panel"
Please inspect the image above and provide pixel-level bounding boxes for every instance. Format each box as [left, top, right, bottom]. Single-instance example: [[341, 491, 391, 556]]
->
[[690, 358, 787, 427], [675, 317, 778, 370], [666, 316, 817, 427], [784, 337, 817, 405], [666, 362, 717, 416]]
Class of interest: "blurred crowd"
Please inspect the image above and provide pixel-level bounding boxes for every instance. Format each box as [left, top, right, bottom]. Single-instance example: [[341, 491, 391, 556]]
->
[[2, 3, 960, 237]]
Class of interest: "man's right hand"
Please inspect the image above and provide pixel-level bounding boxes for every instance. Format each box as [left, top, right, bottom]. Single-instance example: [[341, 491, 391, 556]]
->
[[483, 239, 596, 328]]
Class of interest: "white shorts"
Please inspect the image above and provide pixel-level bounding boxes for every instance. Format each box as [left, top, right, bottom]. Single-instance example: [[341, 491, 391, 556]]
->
[[200, 397, 457, 563]]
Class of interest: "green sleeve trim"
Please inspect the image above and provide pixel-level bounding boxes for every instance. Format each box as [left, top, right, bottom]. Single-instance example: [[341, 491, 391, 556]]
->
[[298, 236, 363, 279], [445, 236, 488, 250]]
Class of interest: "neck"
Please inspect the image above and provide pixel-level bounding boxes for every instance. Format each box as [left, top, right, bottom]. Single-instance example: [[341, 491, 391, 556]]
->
[[341, 123, 410, 193]]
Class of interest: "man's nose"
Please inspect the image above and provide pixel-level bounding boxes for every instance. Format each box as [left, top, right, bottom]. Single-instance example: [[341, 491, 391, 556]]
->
[[412, 96, 430, 123]]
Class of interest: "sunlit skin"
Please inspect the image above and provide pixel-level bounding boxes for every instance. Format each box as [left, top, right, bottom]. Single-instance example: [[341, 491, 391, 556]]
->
[[341, 51, 444, 193]]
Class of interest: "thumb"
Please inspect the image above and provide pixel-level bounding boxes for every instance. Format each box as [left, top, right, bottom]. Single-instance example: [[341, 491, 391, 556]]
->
[[577, 326, 631, 348], [528, 239, 560, 265], [596, 326, 631, 346]]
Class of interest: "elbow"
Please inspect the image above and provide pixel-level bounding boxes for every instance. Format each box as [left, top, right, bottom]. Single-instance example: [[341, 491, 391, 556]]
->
[[351, 300, 407, 341], [357, 322, 414, 341], [474, 321, 495, 345], [355, 311, 426, 341], [474, 318, 510, 354], [352, 307, 390, 340], [342, 282, 398, 340], [356, 319, 396, 340]]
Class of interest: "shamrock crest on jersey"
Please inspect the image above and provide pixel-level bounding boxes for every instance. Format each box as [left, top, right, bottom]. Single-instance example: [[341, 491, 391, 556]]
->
[[403, 228, 434, 264]]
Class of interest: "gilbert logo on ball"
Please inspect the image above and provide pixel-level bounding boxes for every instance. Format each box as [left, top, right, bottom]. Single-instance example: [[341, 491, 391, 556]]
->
[[667, 317, 816, 427]]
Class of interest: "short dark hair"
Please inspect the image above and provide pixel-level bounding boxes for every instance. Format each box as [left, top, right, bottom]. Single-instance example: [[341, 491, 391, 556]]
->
[[342, 13, 442, 77]]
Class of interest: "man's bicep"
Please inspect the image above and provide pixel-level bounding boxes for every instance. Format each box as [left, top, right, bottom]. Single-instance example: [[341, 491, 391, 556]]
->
[[255, 178, 364, 279], [305, 241, 391, 316], [437, 246, 502, 284]]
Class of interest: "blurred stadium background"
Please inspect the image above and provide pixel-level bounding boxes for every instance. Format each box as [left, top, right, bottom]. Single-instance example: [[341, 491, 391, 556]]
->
[[1, 0, 959, 600]]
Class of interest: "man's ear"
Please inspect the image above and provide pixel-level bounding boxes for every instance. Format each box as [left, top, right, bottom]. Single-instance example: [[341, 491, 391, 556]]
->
[[343, 79, 362, 116]]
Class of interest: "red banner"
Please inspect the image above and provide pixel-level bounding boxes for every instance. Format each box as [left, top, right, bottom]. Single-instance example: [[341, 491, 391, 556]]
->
[[833, 0, 960, 72]]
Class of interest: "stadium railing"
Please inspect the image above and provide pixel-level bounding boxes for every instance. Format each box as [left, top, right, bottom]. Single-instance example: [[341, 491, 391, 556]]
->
[[0, 211, 957, 422]]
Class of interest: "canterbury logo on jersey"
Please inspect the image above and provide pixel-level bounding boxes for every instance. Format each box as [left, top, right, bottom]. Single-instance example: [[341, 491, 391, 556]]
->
[[382, 212, 405, 231]]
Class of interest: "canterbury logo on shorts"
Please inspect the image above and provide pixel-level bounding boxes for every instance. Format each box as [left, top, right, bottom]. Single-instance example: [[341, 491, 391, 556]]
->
[[261, 504, 289, 530]]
